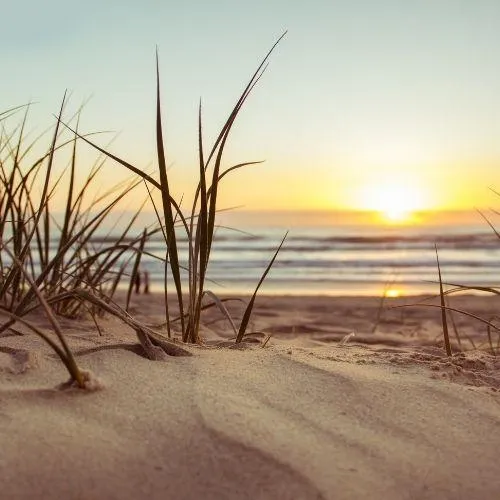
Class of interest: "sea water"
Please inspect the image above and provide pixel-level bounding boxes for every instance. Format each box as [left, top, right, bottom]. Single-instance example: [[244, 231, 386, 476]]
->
[[81, 211, 500, 297]]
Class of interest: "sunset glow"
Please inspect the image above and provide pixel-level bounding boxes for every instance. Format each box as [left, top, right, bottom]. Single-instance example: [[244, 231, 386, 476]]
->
[[385, 288, 402, 298], [357, 180, 429, 224], [3, 2, 500, 216]]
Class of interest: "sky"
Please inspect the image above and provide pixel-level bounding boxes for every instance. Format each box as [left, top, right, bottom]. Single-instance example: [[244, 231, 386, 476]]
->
[[3, 0, 500, 221]]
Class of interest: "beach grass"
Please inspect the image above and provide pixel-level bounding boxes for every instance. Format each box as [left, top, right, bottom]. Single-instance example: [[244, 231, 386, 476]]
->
[[0, 34, 288, 385], [59, 33, 288, 345], [0, 98, 164, 384], [3, 29, 498, 391]]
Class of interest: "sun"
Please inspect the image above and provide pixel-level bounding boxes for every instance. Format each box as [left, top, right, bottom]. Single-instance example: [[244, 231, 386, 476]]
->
[[385, 288, 401, 298], [382, 206, 411, 222], [358, 179, 428, 223]]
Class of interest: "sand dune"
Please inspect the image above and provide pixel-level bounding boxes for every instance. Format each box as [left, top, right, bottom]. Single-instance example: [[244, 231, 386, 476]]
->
[[1, 293, 500, 499]]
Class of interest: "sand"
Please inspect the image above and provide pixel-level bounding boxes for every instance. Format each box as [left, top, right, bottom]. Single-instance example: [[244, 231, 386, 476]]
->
[[1, 293, 500, 499]]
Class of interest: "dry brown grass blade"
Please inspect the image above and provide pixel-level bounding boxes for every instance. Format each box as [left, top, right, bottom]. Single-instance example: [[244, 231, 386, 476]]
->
[[202, 290, 238, 336], [445, 295, 463, 351], [0, 242, 84, 387], [435, 245, 452, 356], [61, 289, 192, 357], [486, 316, 499, 356], [394, 303, 500, 333], [236, 232, 287, 343], [126, 229, 147, 312], [155, 49, 185, 338]]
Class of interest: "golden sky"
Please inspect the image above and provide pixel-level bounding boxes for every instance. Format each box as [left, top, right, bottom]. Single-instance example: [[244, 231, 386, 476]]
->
[[4, 1, 500, 221]]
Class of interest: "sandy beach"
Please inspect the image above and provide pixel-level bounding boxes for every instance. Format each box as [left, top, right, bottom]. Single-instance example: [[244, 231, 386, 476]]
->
[[4, 3, 500, 498], [1, 292, 499, 499]]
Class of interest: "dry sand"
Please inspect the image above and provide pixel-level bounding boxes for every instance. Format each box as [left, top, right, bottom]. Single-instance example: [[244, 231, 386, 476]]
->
[[1, 293, 500, 499]]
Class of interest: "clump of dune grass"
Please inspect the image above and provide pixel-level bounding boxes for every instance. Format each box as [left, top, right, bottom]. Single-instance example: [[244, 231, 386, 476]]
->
[[0, 99, 168, 385], [0, 34, 288, 385], [394, 242, 500, 357], [61, 33, 288, 345], [426, 209, 500, 356], [0, 100, 153, 317]]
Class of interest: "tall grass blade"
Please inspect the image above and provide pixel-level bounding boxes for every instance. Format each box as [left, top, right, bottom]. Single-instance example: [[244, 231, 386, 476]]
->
[[236, 232, 287, 343], [435, 244, 452, 356], [486, 316, 498, 356], [445, 295, 463, 351], [155, 49, 185, 337], [186, 101, 209, 343]]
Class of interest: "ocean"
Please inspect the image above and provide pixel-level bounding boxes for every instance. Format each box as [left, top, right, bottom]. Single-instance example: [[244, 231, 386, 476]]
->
[[82, 210, 500, 297]]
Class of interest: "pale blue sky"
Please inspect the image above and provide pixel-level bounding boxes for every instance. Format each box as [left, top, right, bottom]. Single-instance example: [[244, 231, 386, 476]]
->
[[3, 1, 500, 213]]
